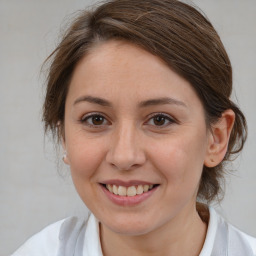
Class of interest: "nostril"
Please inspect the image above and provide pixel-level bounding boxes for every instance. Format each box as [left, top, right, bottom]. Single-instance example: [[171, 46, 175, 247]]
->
[[105, 133, 146, 170]]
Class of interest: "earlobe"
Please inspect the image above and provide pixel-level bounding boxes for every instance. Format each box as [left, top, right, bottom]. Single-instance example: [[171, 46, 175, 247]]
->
[[204, 109, 235, 167], [61, 140, 70, 165], [60, 123, 70, 165], [62, 151, 70, 165]]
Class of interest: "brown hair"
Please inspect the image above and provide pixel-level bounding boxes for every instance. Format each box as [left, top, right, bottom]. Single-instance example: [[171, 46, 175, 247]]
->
[[43, 0, 247, 202]]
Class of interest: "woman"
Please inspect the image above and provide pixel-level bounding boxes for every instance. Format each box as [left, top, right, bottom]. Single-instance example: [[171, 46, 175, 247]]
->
[[12, 0, 256, 255]]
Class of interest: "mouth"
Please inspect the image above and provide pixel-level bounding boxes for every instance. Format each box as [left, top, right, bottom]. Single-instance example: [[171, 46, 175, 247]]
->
[[101, 183, 159, 197]]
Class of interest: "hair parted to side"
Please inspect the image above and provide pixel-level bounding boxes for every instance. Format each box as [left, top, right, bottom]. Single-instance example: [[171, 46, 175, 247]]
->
[[43, 0, 247, 202]]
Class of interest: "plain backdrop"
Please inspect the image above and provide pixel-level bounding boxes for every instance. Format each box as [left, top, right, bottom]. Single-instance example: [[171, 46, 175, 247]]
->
[[0, 0, 255, 255]]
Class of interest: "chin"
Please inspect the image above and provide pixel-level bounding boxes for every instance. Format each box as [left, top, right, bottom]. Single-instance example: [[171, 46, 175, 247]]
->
[[110, 224, 152, 236], [102, 214, 158, 236]]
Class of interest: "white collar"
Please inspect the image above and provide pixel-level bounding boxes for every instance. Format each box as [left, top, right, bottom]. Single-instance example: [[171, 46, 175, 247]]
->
[[83, 213, 103, 256], [81, 207, 255, 256]]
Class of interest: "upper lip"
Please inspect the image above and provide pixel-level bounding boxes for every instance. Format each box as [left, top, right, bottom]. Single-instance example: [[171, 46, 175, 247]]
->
[[100, 179, 157, 187]]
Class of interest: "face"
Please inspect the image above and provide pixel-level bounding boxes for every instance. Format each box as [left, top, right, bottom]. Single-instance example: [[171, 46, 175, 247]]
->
[[63, 40, 212, 236]]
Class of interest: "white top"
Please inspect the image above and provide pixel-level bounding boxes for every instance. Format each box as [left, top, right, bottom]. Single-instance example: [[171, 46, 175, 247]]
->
[[11, 207, 256, 256]]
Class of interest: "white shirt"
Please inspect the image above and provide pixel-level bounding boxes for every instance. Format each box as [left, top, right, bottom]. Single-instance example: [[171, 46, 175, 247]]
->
[[11, 207, 256, 256]]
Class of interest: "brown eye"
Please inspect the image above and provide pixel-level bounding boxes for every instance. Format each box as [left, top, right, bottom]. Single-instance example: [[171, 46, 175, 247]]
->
[[91, 115, 105, 125], [147, 113, 175, 127], [81, 114, 109, 127], [153, 116, 166, 126]]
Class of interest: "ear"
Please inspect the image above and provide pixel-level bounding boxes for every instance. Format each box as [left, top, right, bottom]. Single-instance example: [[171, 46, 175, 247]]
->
[[61, 140, 70, 165], [59, 121, 70, 165], [204, 109, 235, 167]]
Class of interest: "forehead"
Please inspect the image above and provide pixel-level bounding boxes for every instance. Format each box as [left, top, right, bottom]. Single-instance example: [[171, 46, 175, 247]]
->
[[68, 40, 201, 109]]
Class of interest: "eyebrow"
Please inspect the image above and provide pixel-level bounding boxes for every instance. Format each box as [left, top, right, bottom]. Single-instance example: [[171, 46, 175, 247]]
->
[[74, 96, 112, 107], [73, 96, 187, 108], [139, 97, 187, 108]]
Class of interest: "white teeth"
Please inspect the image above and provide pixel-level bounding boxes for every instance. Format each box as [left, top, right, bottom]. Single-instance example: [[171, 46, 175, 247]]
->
[[113, 185, 118, 195], [127, 186, 137, 197], [106, 184, 113, 193], [105, 184, 155, 196], [136, 185, 144, 195], [118, 186, 127, 196], [143, 185, 149, 192]]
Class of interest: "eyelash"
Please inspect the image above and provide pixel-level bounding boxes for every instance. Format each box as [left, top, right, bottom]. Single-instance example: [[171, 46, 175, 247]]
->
[[81, 112, 109, 128], [80, 112, 176, 128], [146, 113, 176, 127]]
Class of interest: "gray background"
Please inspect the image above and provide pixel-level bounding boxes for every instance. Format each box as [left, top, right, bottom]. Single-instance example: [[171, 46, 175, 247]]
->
[[0, 0, 255, 255]]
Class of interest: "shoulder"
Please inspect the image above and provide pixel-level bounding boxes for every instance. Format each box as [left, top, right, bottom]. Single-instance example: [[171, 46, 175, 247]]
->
[[208, 207, 256, 255], [11, 216, 87, 256], [11, 219, 65, 256], [228, 223, 256, 255]]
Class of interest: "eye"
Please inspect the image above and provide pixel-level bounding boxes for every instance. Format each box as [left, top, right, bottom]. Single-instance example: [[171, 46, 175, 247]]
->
[[81, 113, 109, 127], [146, 113, 175, 127]]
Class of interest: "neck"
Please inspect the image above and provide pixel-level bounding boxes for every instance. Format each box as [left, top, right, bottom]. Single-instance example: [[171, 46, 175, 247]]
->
[[100, 203, 208, 256]]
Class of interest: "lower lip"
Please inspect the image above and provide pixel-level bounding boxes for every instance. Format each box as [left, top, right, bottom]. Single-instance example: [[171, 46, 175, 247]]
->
[[100, 185, 158, 206]]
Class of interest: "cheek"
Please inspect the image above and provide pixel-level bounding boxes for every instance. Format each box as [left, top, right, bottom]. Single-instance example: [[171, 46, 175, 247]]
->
[[150, 134, 207, 190], [66, 134, 106, 181], [66, 136, 108, 210]]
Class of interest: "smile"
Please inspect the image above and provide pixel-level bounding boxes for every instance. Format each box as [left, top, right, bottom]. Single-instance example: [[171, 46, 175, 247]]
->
[[100, 181, 159, 206], [103, 184, 157, 196]]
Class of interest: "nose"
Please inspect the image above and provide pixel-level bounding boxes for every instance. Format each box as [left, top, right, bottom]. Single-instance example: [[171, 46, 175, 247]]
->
[[106, 122, 146, 171]]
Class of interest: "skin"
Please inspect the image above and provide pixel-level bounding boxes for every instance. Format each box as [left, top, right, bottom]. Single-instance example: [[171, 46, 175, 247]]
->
[[62, 40, 235, 256]]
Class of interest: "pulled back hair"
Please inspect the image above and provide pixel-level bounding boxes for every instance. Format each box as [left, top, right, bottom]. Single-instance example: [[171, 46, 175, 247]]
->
[[43, 0, 247, 202]]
